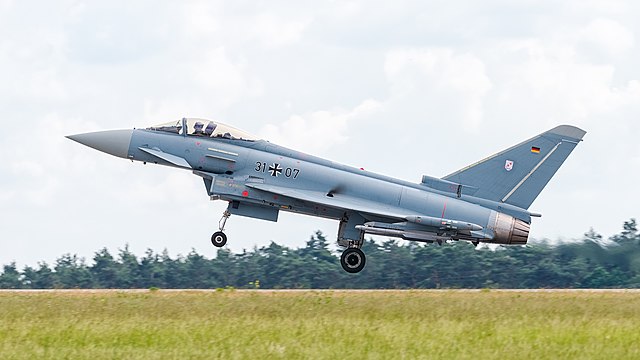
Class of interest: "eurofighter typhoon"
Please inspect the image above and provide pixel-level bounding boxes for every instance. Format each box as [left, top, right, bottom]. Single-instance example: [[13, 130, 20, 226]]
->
[[67, 119, 585, 273]]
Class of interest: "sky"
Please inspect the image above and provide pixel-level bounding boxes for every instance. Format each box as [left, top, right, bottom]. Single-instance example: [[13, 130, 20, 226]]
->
[[1, 0, 639, 267]]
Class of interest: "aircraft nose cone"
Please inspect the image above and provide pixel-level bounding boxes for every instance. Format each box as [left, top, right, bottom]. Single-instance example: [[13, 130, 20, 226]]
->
[[66, 129, 133, 159]]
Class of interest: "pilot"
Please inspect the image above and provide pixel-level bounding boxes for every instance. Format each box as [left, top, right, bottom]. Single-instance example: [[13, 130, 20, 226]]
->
[[192, 122, 205, 136], [204, 122, 216, 136]]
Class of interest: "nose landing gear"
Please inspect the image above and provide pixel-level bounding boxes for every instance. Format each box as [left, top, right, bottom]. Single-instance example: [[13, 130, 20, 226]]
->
[[211, 231, 227, 247], [211, 210, 231, 248]]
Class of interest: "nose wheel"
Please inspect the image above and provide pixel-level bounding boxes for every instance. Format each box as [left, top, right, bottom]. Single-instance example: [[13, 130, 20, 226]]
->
[[211, 231, 227, 247], [211, 210, 231, 248], [340, 247, 366, 273]]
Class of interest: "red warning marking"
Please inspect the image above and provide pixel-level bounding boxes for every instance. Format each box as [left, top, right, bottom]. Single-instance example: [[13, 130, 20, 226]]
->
[[441, 201, 447, 219], [242, 190, 249, 197]]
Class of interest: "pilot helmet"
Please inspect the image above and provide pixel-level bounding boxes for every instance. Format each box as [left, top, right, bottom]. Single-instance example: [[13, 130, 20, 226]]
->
[[204, 122, 217, 135]]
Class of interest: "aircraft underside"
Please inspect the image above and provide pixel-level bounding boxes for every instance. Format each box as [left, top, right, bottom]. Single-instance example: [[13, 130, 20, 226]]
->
[[210, 193, 531, 273]]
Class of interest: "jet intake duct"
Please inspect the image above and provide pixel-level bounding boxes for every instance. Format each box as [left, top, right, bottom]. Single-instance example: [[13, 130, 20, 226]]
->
[[490, 211, 530, 245]]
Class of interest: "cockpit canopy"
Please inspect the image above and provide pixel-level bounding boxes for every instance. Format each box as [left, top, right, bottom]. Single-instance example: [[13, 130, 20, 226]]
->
[[146, 118, 258, 141]]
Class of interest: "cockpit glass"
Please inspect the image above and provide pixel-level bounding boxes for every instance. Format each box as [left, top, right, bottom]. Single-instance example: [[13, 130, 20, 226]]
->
[[147, 118, 258, 141], [185, 118, 257, 141], [146, 120, 183, 135]]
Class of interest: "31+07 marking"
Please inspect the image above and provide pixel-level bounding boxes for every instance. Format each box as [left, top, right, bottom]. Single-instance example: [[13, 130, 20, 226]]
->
[[255, 162, 300, 178]]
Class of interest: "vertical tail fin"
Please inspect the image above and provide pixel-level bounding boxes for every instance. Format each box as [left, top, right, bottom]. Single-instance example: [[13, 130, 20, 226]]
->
[[443, 125, 586, 209]]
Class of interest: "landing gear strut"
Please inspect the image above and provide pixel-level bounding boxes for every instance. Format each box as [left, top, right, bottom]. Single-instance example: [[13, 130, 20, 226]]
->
[[340, 247, 366, 273], [211, 210, 231, 248]]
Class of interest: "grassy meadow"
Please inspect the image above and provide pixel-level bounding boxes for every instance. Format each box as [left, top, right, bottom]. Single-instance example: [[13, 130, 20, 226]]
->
[[1, 290, 639, 359]]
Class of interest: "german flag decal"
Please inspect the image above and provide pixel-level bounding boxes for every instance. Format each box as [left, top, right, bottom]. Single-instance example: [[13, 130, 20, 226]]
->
[[531, 146, 541, 153]]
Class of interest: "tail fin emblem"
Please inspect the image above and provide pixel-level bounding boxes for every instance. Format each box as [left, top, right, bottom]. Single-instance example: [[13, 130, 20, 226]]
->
[[504, 160, 514, 172]]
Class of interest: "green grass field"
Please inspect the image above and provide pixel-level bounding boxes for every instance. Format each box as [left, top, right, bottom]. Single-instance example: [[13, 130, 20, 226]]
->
[[1, 290, 639, 359]]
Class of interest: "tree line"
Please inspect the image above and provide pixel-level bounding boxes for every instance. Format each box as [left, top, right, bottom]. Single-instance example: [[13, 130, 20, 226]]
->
[[1, 219, 639, 289]]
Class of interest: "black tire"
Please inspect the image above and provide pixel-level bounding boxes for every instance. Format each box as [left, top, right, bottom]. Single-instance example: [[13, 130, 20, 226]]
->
[[340, 248, 366, 273], [211, 231, 227, 247]]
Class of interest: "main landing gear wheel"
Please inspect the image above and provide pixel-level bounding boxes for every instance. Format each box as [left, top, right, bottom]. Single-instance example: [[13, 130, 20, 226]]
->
[[211, 231, 227, 247], [341, 248, 366, 273]]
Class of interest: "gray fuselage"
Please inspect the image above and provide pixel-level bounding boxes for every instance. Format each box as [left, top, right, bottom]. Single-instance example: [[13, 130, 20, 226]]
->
[[127, 127, 531, 245]]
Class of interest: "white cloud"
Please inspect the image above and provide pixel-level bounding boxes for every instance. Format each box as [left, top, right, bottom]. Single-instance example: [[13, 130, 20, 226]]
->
[[117, 170, 203, 206], [491, 38, 640, 125], [571, 0, 629, 15], [579, 18, 635, 56], [249, 13, 312, 49], [181, 1, 222, 37], [260, 99, 381, 154], [190, 47, 262, 101], [384, 48, 492, 129], [180, 3, 310, 49], [330, 1, 362, 19], [0, 25, 68, 102], [134, 47, 263, 123], [0, 0, 12, 10], [1, 114, 104, 207]]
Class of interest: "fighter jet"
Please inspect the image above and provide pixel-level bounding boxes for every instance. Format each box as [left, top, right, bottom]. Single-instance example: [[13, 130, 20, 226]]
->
[[67, 118, 585, 273]]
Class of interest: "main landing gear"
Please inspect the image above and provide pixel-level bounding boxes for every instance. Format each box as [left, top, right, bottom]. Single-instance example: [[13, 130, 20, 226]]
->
[[340, 247, 366, 273], [211, 210, 230, 248]]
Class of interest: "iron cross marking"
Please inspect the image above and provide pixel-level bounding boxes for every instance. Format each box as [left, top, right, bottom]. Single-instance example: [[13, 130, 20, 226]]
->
[[268, 163, 283, 177]]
